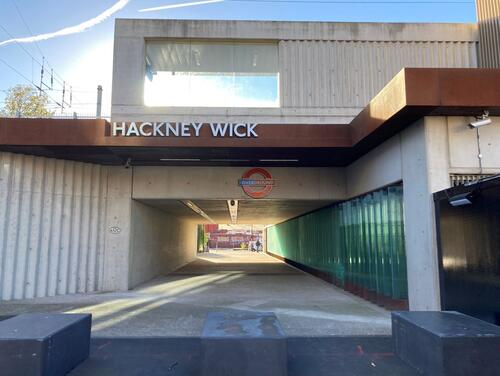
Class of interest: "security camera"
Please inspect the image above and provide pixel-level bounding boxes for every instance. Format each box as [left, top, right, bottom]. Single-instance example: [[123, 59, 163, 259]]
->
[[469, 111, 491, 129], [469, 118, 492, 129], [448, 192, 474, 207], [124, 157, 132, 169]]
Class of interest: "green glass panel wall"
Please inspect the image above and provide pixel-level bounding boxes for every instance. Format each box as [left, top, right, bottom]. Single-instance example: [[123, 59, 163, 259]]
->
[[266, 184, 408, 301]]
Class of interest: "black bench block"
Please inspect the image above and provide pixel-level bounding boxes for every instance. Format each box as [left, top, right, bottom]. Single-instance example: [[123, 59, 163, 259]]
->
[[392, 311, 500, 376], [201, 311, 287, 376], [0, 313, 91, 376]]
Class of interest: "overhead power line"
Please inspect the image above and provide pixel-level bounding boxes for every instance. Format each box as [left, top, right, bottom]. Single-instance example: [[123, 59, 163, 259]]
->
[[0, 88, 95, 94], [0, 57, 62, 107], [1, 1, 96, 110], [0, 25, 66, 89], [0, 25, 74, 96], [10, 0, 45, 58], [9, 0, 73, 85], [0, 58, 36, 88]]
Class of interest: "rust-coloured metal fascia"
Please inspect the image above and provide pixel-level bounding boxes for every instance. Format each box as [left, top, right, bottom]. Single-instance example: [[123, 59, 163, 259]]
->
[[349, 69, 408, 146], [405, 68, 500, 108], [1, 68, 500, 156], [0, 119, 351, 148], [101, 123, 352, 148], [350, 68, 500, 151], [0, 118, 109, 146]]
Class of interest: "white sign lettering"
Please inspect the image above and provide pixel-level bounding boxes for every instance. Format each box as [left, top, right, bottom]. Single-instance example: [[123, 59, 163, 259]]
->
[[111, 122, 259, 138]]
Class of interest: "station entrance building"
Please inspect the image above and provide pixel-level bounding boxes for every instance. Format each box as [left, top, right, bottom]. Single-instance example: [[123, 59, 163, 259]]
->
[[1, 19, 499, 314]]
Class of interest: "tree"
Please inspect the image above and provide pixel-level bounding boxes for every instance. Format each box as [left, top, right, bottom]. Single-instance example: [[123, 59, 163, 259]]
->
[[1, 84, 54, 118]]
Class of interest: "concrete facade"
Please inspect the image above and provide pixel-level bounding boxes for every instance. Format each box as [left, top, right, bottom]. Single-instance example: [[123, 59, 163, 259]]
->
[[112, 19, 478, 124], [346, 116, 500, 200], [2, 17, 499, 314]]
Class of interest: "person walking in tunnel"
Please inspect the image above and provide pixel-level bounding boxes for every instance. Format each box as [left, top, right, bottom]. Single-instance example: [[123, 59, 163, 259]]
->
[[255, 239, 262, 252]]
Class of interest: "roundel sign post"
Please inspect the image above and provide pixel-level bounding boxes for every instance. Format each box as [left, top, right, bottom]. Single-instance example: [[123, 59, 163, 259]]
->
[[238, 168, 276, 199]]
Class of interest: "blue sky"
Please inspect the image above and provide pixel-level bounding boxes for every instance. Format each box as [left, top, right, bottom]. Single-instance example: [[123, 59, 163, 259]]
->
[[0, 0, 477, 115]]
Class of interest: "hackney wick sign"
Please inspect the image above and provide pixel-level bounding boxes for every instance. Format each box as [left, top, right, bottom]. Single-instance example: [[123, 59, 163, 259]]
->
[[111, 122, 259, 138]]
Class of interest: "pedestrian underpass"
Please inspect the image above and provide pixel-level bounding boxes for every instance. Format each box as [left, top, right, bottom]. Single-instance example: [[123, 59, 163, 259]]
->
[[0, 191, 409, 336]]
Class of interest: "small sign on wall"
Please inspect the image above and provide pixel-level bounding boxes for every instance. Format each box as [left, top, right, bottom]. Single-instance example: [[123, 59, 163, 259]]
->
[[239, 168, 276, 199]]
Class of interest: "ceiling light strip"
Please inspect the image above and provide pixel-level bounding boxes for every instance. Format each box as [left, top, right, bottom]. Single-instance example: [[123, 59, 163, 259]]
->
[[160, 158, 201, 161], [210, 159, 250, 162], [259, 159, 299, 162], [181, 200, 216, 223]]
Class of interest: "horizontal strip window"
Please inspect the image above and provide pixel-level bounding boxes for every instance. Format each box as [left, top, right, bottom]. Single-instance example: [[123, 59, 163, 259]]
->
[[144, 40, 280, 108]]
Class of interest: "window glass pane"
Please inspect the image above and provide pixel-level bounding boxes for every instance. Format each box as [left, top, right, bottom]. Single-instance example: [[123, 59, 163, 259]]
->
[[190, 42, 234, 73], [144, 41, 279, 107], [146, 41, 191, 72], [233, 44, 278, 73], [233, 75, 279, 107]]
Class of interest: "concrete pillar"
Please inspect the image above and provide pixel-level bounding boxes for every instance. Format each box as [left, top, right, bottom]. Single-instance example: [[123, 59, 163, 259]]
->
[[401, 118, 450, 311], [111, 32, 145, 120], [102, 167, 133, 291]]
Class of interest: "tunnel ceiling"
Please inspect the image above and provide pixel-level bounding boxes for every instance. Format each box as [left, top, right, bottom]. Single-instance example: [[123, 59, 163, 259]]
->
[[136, 199, 335, 225]]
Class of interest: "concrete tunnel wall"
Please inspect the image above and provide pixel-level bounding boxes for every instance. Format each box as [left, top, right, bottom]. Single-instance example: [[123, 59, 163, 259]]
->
[[129, 200, 197, 288], [86, 167, 201, 295]]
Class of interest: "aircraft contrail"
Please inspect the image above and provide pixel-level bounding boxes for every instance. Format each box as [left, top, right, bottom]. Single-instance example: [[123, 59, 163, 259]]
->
[[0, 0, 131, 47], [139, 0, 224, 12]]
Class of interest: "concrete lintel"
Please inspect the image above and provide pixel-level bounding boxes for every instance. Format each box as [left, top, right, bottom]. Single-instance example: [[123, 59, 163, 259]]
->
[[115, 19, 478, 42]]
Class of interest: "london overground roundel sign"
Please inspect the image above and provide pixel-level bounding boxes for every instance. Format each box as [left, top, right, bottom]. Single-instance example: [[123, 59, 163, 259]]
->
[[238, 168, 277, 199]]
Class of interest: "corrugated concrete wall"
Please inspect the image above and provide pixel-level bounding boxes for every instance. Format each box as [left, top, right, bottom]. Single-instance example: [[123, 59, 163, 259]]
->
[[280, 40, 478, 108], [0, 152, 108, 300], [477, 0, 500, 68]]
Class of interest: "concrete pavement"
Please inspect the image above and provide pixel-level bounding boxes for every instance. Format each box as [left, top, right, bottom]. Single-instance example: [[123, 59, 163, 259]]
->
[[0, 250, 391, 336]]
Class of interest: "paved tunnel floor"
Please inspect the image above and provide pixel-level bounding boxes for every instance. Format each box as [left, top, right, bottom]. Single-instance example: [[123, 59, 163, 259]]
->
[[0, 250, 391, 336]]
